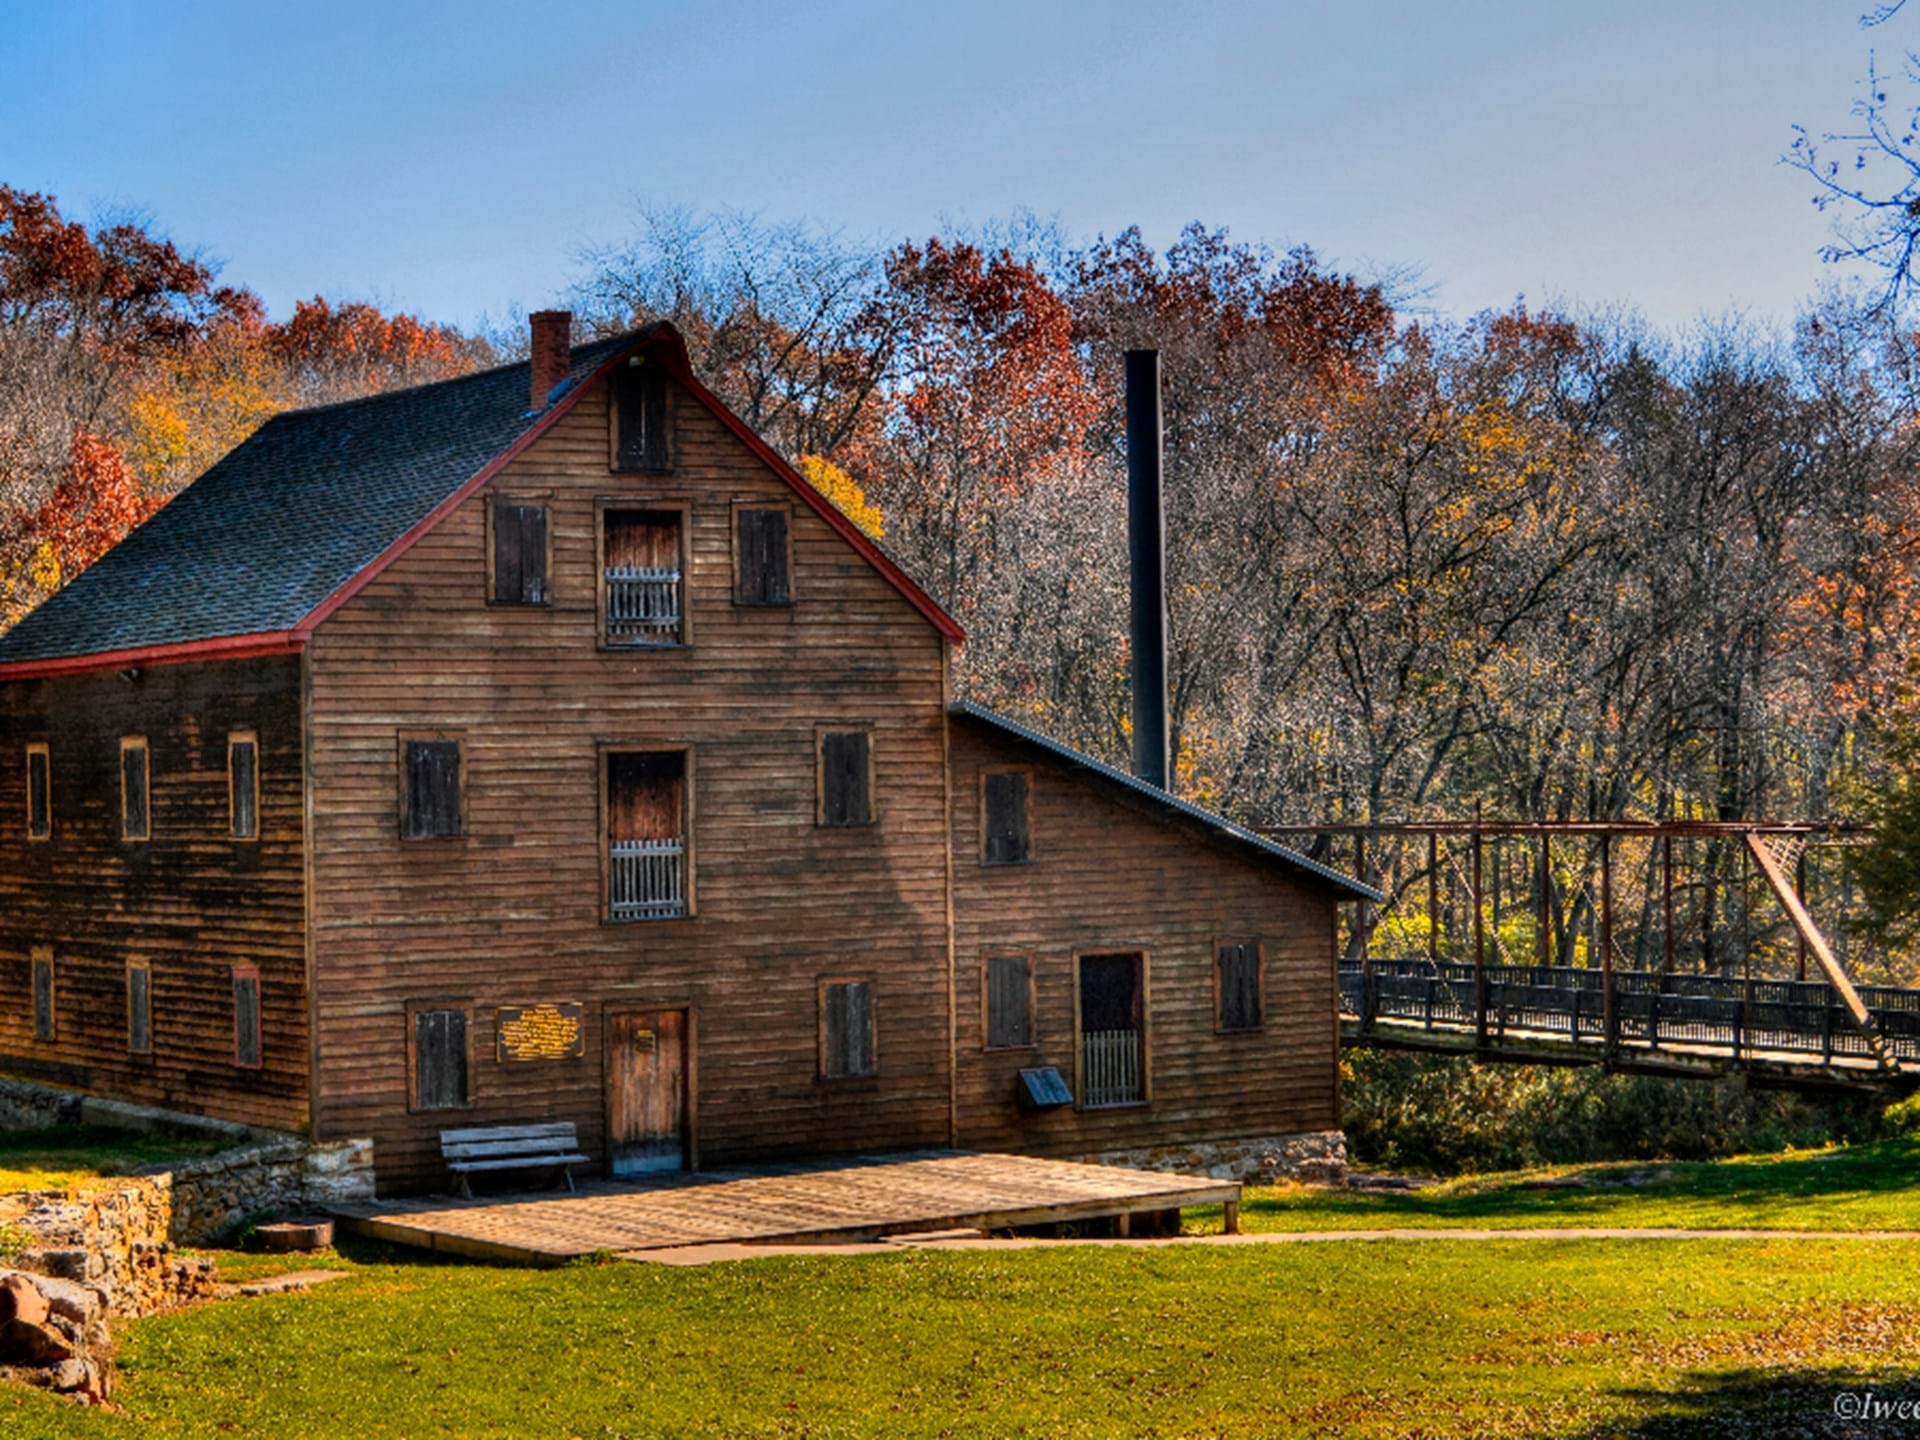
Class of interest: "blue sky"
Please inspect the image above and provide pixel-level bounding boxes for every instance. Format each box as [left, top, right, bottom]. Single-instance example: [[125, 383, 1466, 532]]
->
[[0, 0, 1889, 332]]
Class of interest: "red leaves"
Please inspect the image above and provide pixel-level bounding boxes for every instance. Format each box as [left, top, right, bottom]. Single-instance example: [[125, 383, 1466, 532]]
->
[[1, 430, 163, 624]]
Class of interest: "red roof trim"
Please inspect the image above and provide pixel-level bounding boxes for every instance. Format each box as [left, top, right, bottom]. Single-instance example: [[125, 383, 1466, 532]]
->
[[292, 323, 965, 645], [661, 359, 966, 644], [0, 631, 302, 682]]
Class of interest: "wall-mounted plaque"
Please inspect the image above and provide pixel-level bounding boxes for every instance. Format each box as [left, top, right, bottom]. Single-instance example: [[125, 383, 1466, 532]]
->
[[496, 1003, 585, 1062]]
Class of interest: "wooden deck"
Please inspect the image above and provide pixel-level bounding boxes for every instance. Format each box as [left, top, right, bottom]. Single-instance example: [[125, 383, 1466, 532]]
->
[[330, 1151, 1241, 1265]]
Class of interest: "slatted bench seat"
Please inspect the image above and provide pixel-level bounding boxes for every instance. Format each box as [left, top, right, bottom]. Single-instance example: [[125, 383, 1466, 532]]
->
[[440, 1122, 590, 1197]]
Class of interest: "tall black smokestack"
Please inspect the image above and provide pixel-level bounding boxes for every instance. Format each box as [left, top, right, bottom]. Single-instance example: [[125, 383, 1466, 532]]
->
[[1126, 349, 1169, 791]]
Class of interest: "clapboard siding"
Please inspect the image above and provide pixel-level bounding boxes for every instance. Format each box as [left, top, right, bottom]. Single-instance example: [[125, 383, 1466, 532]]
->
[[306, 378, 955, 1191], [948, 721, 1340, 1155], [0, 655, 309, 1129]]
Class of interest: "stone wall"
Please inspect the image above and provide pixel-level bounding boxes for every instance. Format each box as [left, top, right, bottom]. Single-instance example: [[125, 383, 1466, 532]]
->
[[1088, 1129, 1348, 1185], [0, 1269, 114, 1403], [0, 1178, 215, 1319], [0, 1078, 81, 1133], [164, 1136, 374, 1246]]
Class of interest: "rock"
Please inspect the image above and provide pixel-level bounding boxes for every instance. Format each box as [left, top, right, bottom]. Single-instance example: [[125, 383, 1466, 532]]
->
[[0, 1274, 49, 1328]]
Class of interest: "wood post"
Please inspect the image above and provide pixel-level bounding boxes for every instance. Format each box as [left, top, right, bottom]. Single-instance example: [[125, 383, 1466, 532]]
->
[[1222, 1199, 1240, 1235], [1600, 832, 1616, 1050], [1795, 849, 1809, 983], [1472, 824, 1488, 1043], [1355, 833, 1370, 968], [1537, 835, 1551, 969], [1427, 832, 1440, 967], [1661, 833, 1675, 976]]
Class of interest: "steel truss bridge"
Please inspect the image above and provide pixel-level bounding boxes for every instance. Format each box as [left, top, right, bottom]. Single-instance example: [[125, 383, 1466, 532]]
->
[[1261, 820, 1920, 1091]]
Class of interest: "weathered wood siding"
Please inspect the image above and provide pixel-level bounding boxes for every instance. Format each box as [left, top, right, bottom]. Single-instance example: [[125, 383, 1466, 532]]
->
[[305, 378, 954, 1191], [0, 655, 309, 1129], [947, 720, 1340, 1155]]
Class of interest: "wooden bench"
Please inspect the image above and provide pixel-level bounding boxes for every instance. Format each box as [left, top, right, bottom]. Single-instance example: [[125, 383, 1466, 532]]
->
[[440, 1122, 590, 1197]]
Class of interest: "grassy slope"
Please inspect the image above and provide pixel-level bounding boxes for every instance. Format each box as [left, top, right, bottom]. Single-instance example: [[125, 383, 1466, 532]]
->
[[0, 1127, 230, 1193], [1219, 1137, 1920, 1234], [3, 1237, 1919, 1438]]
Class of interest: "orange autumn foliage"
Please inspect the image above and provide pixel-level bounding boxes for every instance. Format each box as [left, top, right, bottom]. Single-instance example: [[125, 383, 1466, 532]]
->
[[2, 430, 163, 627]]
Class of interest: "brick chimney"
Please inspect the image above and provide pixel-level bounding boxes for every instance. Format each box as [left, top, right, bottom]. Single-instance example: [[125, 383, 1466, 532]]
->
[[528, 310, 573, 410]]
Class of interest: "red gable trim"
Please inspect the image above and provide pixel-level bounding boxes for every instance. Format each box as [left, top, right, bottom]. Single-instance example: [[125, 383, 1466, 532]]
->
[[0, 631, 302, 682], [293, 324, 965, 645], [661, 360, 966, 645]]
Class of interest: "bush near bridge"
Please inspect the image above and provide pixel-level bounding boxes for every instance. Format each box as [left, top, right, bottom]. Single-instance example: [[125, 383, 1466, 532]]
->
[[1341, 1049, 1882, 1175]]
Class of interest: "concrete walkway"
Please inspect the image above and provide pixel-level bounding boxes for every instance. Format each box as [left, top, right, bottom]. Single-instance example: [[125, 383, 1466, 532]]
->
[[623, 1224, 1920, 1265]]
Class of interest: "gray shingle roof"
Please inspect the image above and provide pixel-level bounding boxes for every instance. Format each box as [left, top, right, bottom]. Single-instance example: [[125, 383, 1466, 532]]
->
[[949, 701, 1380, 900], [0, 330, 652, 665]]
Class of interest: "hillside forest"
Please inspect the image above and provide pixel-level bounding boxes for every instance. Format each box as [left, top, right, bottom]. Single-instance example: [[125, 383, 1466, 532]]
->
[[8, 191, 1920, 975]]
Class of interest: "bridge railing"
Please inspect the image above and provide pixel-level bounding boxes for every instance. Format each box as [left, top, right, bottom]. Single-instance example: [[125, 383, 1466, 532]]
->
[[1339, 958, 1920, 1064]]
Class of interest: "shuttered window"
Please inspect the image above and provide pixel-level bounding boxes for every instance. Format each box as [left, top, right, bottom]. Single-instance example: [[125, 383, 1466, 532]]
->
[[25, 744, 49, 840], [820, 979, 875, 1079], [30, 950, 53, 1043], [818, 729, 873, 827], [401, 738, 463, 839], [229, 733, 258, 840], [127, 963, 152, 1056], [412, 1007, 470, 1111], [735, 506, 791, 606], [233, 968, 262, 1068], [612, 362, 669, 471], [121, 737, 150, 841], [491, 499, 549, 605], [982, 770, 1031, 865], [1216, 942, 1263, 1032], [985, 954, 1034, 1050]]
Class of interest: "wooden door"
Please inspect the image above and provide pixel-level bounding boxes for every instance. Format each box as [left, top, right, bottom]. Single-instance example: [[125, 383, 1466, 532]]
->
[[606, 1008, 688, 1176]]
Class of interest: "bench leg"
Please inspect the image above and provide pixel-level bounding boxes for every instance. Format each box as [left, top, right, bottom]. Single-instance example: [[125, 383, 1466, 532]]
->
[[1223, 1200, 1240, 1235], [563, 1165, 575, 1194], [457, 1173, 472, 1199]]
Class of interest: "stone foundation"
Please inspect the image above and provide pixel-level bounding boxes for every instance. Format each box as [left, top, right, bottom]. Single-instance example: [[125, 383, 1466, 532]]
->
[[0, 1180, 216, 1319], [165, 1136, 375, 1246], [1087, 1130, 1348, 1185]]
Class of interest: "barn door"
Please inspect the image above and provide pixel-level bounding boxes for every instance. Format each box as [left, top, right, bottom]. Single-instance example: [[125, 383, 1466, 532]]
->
[[606, 1008, 688, 1176]]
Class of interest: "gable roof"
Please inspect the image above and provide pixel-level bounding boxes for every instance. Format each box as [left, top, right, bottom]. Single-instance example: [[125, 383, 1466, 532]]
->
[[0, 324, 961, 677], [949, 701, 1381, 901]]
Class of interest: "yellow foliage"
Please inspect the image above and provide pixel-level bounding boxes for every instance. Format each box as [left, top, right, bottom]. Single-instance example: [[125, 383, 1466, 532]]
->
[[128, 327, 289, 492], [797, 455, 884, 539]]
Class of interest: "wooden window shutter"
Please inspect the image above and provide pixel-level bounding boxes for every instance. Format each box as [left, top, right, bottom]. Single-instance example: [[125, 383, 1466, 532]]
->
[[233, 969, 262, 1068], [121, 739, 150, 841], [818, 730, 872, 827], [414, 1008, 470, 1110], [492, 500, 549, 605], [403, 740, 463, 839], [822, 980, 874, 1079], [986, 955, 1033, 1049], [30, 951, 53, 1043], [614, 365, 669, 471], [736, 508, 791, 606], [982, 771, 1031, 864], [25, 745, 49, 840], [1217, 943, 1263, 1032], [229, 735, 258, 840], [128, 964, 152, 1055]]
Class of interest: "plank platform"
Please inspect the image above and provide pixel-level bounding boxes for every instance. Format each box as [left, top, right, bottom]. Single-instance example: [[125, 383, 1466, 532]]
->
[[330, 1150, 1240, 1265]]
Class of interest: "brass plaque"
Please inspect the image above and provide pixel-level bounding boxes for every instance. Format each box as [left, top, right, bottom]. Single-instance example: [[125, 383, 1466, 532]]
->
[[631, 1028, 656, 1053], [496, 1003, 585, 1062]]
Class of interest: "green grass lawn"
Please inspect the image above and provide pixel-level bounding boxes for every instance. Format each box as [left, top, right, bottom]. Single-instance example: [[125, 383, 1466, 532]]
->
[[1213, 1136, 1920, 1235], [4, 1235, 1919, 1438], [0, 1126, 231, 1193]]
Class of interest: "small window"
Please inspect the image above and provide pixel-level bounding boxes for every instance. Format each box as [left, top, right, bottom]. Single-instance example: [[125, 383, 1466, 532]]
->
[[400, 736, 463, 840], [984, 954, 1034, 1050], [229, 732, 259, 840], [30, 948, 53, 1043], [734, 505, 792, 606], [982, 769, 1031, 865], [25, 743, 49, 841], [490, 497, 550, 605], [233, 967, 262, 1068], [610, 360, 670, 471], [121, 737, 150, 841], [820, 977, 875, 1079], [1216, 942, 1264, 1033], [411, 1005, 471, 1111], [599, 505, 687, 647], [817, 729, 873, 827], [604, 749, 692, 921], [127, 962, 152, 1056]]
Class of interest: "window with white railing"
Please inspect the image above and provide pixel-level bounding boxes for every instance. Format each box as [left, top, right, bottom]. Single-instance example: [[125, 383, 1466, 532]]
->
[[604, 749, 691, 921], [599, 505, 686, 648], [1078, 951, 1146, 1108]]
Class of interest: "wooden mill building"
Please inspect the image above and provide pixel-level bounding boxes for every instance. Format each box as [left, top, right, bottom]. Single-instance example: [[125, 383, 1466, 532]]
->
[[0, 313, 1373, 1191]]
